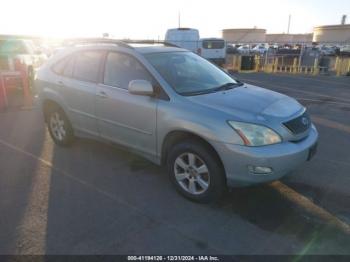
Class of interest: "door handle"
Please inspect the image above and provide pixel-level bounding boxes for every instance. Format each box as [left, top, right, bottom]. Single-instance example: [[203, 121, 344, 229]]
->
[[97, 91, 108, 98], [57, 80, 64, 86]]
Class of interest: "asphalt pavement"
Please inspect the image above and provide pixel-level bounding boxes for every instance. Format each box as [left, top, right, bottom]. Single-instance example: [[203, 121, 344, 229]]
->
[[0, 73, 349, 255]]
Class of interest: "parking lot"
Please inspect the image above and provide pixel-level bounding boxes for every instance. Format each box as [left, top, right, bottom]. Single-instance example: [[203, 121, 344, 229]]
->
[[0, 73, 349, 255]]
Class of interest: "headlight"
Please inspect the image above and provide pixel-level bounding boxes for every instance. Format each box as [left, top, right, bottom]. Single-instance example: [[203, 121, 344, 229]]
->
[[228, 121, 281, 146]]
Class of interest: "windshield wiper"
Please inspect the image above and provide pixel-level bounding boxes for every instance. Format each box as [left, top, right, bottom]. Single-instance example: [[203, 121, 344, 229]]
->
[[180, 82, 244, 96], [213, 82, 243, 91]]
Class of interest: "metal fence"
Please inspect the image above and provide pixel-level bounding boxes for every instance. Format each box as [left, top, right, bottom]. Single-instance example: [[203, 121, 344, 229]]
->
[[225, 54, 350, 76]]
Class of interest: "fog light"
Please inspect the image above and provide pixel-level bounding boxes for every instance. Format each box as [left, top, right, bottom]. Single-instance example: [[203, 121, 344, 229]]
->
[[248, 165, 273, 175]]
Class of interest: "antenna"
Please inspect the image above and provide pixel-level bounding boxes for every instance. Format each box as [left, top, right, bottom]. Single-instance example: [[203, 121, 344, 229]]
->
[[287, 14, 291, 34], [341, 15, 347, 25]]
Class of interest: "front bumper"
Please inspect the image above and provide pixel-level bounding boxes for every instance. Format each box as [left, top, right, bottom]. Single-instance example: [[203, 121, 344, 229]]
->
[[211, 125, 318, 187]]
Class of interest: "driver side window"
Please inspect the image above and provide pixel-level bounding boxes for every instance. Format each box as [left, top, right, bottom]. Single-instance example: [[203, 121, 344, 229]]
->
[[104, 52, 153, 89]]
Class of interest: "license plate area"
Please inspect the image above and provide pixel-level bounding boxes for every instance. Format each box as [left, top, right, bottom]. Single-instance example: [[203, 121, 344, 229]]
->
[[307, 143, 318, 161]]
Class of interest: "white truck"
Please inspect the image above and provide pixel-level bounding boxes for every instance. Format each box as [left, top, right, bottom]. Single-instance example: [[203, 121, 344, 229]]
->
[[165, 29, 226, 66], [198, 38, 226, 66], [165, 28, 200, 53]]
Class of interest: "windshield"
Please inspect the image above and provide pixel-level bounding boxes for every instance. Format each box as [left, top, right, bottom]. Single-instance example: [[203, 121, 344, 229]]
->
[[0, 39, 32, 54], [144, 51, 237, 95]]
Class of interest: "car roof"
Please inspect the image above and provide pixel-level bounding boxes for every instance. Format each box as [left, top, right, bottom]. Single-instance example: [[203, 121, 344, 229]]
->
[[132, 45, 187, 54], [60, 40, 188, 55]]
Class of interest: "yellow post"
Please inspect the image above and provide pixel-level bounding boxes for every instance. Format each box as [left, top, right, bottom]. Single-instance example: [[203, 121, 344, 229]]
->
[[255, 55, 260, 72], [335, 57, 341, 76], [293, 58, 297, 74], [231, 55, 236, 71], [274, 57, 278, 73], [313, 58, 319, 75]]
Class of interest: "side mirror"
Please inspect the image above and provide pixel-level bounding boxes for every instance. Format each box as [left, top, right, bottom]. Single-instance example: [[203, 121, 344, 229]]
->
[[128, 80, 154, 96]]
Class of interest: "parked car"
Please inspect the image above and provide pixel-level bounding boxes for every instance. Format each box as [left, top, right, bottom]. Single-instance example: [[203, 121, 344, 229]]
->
[[165, 28, 200, 53], [0, 38, 47, 85], [226, 44, 238, 54], [237, 45, 250, 54], [198, 38, 226, 66], [251, 44, 269, 55], [318, 45, 336, 56], [340, 45, 350, 56], [36, 40, 318, 203]]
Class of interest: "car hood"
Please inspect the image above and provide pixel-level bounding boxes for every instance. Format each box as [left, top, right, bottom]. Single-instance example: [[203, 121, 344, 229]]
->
[[186, 84, 303, 120]]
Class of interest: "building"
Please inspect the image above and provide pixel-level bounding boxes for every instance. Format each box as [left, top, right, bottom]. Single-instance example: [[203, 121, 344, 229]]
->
[[222, 28, 266, 43], [266, 33, 313, 44], [313, 24, 350, 43]]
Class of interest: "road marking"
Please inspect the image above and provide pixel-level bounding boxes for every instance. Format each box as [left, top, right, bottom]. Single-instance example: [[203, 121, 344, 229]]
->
[[295, 97, 350, 107], [270, 181, 350, 235], [311, 116, 350, 134], [0, 137, 349, 237], [261, 73, 350, 88], [240, 78, 350, 104], [0, 138, 224, 253]]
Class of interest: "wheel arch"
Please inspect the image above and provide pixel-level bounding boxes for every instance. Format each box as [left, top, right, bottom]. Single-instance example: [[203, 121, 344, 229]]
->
[[42, 99, 68, 123], [160, 130, 225, 171]]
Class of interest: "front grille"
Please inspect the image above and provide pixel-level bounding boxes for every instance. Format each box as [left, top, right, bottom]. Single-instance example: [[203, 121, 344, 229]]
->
[[283, 111, 311, 134]]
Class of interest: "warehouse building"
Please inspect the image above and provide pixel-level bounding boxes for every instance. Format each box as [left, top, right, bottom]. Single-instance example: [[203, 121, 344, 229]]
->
[[313, 24, 350, 43]]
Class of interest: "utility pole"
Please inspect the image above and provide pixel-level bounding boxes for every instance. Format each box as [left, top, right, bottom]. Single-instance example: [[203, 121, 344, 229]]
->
[[287, 14, 291, 34], [178, 11, 181, 28]]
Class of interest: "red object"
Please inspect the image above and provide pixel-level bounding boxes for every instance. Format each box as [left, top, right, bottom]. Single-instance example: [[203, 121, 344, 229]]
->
[[17, 62, 32, 108], [0, 62, 33, 110], [0, 74, 8, 111]]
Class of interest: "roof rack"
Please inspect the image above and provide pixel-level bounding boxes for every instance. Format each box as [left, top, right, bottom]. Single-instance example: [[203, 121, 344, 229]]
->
[[63, 38, 179, 49], [65, 38, 133, 49], [122, 39, 179, 48]]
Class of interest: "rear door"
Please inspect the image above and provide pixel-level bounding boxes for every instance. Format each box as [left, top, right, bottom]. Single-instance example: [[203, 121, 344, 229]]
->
[[57, 50, 104, 136], [95, 52, 158, 156]]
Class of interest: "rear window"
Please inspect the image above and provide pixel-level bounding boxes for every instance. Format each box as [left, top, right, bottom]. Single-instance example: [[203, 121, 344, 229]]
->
[[202, 40, 225, 49], [0, 40, 29, 54]]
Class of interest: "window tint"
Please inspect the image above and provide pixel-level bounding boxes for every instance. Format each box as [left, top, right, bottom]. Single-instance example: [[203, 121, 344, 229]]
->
[[145, 52, 236, 95], [202, 40, 225, 49], [73, 51, 103, 82], [52, 55, 75, 77], [52, 58, 67, 75], [63, 56, 75, 77], [0, 40, 28, 54], [104, 52, 153, 89]]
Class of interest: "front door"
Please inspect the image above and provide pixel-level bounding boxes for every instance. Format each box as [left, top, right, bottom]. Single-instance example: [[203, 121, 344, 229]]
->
[[95, 52, 158, 157]]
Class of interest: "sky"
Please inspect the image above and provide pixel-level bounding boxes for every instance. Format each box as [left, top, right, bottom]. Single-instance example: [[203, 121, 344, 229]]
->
[[0, 0, 349, 39]]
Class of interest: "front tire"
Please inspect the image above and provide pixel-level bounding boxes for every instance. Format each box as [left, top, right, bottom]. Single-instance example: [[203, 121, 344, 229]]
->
[[46, 105, 74, 146], [167, 140, 226, 203]]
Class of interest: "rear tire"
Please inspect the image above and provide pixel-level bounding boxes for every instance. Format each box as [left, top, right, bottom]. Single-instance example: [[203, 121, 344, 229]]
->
[[167, 140, 226, 203], [46, 105, 74, 146]]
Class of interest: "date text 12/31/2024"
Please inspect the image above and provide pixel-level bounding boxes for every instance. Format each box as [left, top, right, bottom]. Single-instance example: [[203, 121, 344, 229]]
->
[[127, 256, 219, 261]]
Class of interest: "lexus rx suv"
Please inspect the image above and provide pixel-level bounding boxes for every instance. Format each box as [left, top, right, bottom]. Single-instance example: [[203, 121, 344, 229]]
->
[[35, 39, 318, 202]]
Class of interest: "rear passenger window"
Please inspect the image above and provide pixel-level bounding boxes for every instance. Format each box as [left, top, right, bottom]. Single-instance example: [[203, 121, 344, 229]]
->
[[104, 52, 153, 89], [63, 56, 75, 77], [73, 51, 103, 83], [52, 57, 67, 75], [52, 55, 75, 77]]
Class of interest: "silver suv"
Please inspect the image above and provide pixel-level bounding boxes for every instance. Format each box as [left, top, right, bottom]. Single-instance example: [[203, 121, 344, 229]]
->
[[36, 39, 318, 202]]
